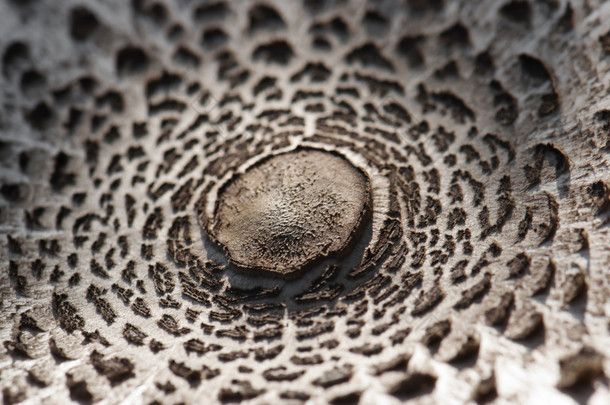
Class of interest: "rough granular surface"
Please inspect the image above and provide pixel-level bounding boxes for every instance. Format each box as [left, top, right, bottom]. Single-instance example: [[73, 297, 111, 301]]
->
[[1, 0, 610, 404], [203, 148, 371, 276]]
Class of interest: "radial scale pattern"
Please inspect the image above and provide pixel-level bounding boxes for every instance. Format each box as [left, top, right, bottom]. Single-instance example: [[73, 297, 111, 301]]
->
[[1, 0, 610, 404]]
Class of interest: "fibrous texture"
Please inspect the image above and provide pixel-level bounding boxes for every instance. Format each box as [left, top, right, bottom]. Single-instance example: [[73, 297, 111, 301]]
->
[[1, 0, 610, 404], [202, 148, 371, 276]]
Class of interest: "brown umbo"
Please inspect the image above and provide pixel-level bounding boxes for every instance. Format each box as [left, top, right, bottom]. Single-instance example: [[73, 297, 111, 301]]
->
[[202, 148, 371, 276]]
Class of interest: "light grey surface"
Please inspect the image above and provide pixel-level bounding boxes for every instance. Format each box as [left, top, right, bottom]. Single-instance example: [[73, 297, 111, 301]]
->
[[0, 0, 609, 404]]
